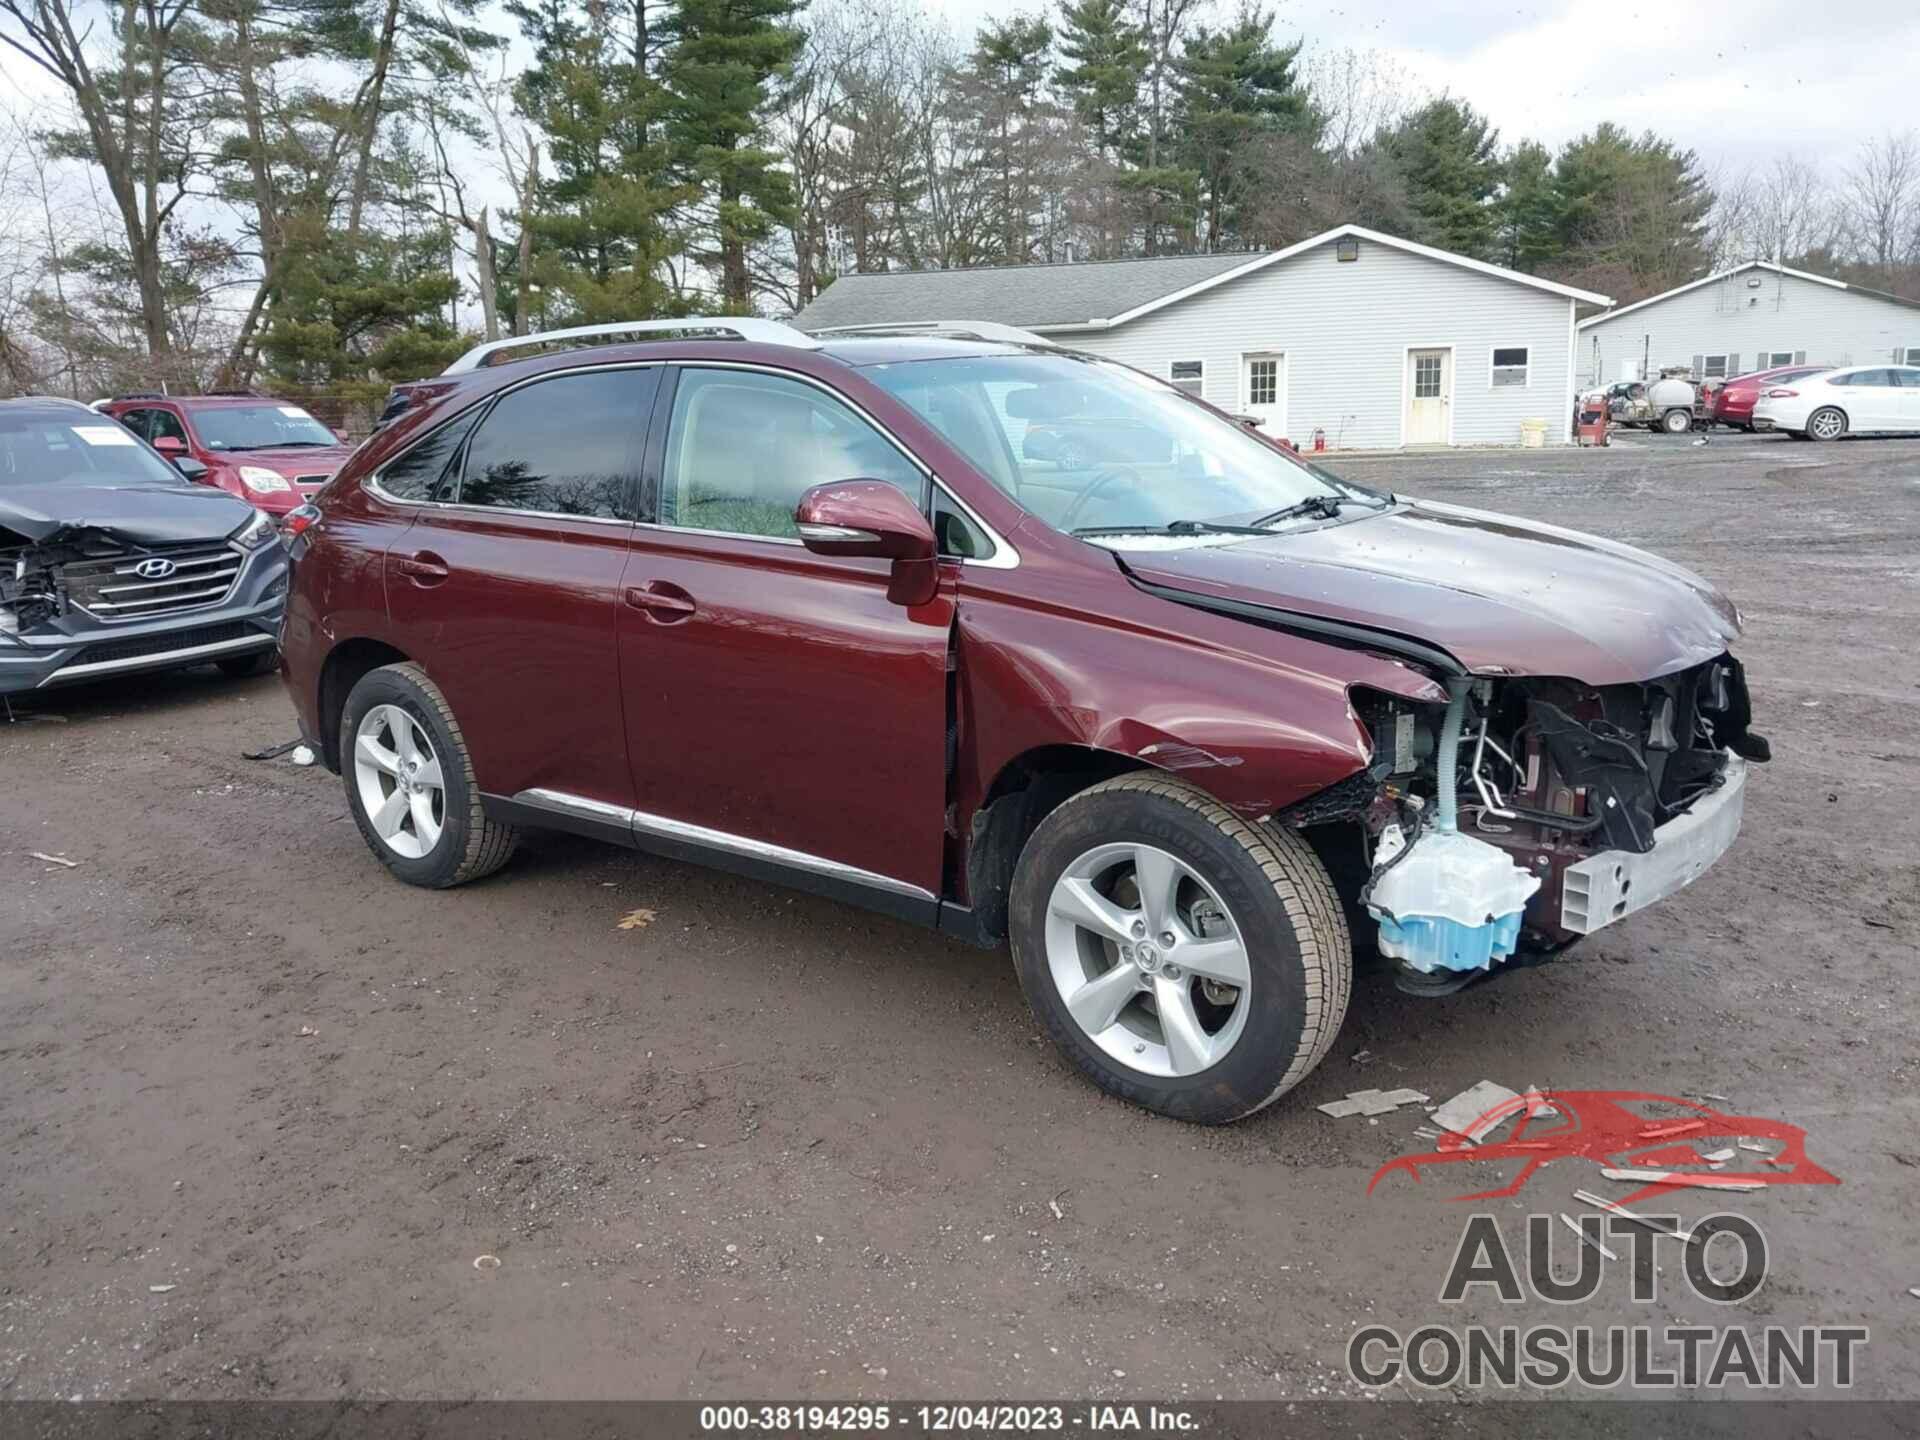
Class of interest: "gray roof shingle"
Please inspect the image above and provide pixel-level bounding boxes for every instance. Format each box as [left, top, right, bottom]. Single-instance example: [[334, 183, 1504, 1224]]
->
[[792, 251, 1260, 331]]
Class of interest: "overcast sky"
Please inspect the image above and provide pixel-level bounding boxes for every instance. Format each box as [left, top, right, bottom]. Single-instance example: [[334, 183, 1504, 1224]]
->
[[925, 0, 1914, 174]]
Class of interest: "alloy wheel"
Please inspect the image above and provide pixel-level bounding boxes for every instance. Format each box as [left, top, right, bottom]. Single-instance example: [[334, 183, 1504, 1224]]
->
[[1809, 408, 1844, 440], [1044, 842, 1251, 1078], [353, 703, 446, 859]]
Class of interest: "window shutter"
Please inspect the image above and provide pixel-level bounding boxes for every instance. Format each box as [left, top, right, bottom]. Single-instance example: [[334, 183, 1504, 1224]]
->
[[1793, 350, 1805, 364], [1691, 353, 1705, 376], [1727, 353, 1740, 377]]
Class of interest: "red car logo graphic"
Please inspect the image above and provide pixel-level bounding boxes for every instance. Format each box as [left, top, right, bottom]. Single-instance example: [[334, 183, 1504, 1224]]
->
[[1367, 1090, 1839, 1206]]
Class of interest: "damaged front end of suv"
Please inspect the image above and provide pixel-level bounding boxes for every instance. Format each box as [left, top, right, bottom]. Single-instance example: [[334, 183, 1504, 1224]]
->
[[1337, 657, 1769, 992], [0, 400, 289, 696]]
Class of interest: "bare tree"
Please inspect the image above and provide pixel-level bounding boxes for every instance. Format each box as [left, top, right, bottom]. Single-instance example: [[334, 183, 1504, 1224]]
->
[[1840, 131, 1919, 286], [1, 0, 207, 358], [435, 0, 540, 335]]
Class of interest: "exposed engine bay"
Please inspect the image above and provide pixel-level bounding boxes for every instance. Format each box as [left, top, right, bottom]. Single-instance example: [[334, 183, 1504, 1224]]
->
[[0, 527, 98, 637], [1303, 655, 1771, 990]]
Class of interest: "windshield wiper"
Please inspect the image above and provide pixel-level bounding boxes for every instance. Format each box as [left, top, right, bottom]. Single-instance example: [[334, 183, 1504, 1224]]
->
[[1073, 519, 1279, 538], [1249, 493, 1347, 527]]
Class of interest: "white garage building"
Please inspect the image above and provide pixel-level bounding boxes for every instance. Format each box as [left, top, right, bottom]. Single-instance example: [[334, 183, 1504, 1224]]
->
[[1578, 260, 1920, 387], [794, 225, 1610, 449]]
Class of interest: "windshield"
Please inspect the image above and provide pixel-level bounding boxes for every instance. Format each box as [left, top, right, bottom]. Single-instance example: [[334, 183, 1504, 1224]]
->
[[865, 353, 1379, 537], [0, 414, 187, 488], [193, 404, 337, 451]]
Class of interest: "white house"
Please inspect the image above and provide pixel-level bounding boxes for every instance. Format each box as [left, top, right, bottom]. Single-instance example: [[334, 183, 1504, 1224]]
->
[[793, 225, 1611, 449], [1578, 261, 1920, 387]]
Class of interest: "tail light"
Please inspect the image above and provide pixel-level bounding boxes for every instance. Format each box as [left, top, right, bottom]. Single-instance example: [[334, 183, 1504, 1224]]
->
[[1766, 388, 1799, 398]]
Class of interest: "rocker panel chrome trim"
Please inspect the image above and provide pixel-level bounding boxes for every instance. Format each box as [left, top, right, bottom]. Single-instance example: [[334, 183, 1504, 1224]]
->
[[511, 788, 936, 902]]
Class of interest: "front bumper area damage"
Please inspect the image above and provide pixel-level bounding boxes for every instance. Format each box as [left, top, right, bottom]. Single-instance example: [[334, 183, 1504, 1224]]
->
[[1560, 754, 1748, 934], [1, 506, 287, 696], [1284, 653, 1769, 989]]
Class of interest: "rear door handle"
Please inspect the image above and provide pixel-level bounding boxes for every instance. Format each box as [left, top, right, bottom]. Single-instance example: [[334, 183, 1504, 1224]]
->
[[396, 551, 450, 586], [624, 581, 696, 621]]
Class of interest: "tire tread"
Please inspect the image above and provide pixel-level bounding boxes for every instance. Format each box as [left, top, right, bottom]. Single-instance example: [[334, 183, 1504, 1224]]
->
[[1032, 772, 1352, 1121], [358, 662, 518, 887]]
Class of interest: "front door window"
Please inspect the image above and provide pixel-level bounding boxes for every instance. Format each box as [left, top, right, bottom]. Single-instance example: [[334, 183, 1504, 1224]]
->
[[660, 369, 926, 540]]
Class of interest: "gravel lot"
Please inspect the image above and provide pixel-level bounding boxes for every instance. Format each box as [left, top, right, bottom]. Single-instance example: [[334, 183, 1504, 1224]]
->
[[3, 431, 1916, 1405]]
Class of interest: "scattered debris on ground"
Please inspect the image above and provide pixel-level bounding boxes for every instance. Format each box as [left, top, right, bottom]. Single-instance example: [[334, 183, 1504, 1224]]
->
[[1315, 1087, 1428, 1118], [1431, 1080, 1520, 1139], [1599, 1167, 1764, 1191], [617, 908, 658, 931], [1559, 1213, 1619, 1261], [29, 852, 80, 868]]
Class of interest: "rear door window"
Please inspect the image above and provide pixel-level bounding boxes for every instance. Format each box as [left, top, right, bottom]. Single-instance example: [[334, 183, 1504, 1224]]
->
[[374, 407, 485, 502], [456, 367, 654, 518]]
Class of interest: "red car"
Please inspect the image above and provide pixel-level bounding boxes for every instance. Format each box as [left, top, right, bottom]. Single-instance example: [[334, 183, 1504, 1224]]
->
[[1709, 365, 1830, 429], [280, 319, 1768, 1124], [98, 392, 357, 519]]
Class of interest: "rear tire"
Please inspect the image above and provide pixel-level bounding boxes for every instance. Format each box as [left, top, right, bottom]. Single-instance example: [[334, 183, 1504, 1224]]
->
[[340, 662, 518, 888], [1805, 407, 1846, 441], [1009, 774, 1351, 1124]]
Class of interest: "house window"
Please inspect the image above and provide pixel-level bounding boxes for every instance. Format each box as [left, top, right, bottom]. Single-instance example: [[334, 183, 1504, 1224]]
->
[[1767, 351, 1796, 368], [1905, 347, 1920, 367], [1248, 358, 1278, 406], [1169, 360, 1204, 398], [1701, 354, 1730, 379], [1491, 347, 1530, 387]]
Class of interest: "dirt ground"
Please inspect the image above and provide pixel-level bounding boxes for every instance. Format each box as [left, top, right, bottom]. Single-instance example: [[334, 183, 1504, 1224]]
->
[[3, 431, 1917, 1406]]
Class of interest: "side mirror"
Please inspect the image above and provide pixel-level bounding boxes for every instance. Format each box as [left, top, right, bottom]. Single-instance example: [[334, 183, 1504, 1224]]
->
[[153, 434, 187, 457], [796, 480, 940, 607], [174, 456, 209, 481], [795, 481, 936, 562]]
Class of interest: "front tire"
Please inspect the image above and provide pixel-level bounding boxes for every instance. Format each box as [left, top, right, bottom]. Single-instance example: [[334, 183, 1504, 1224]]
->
[[1662, 408, 1692, 434], [1805, 407, 1846, 441], [1009, 774, 1351, 1124], [341, 662, 518, 888]]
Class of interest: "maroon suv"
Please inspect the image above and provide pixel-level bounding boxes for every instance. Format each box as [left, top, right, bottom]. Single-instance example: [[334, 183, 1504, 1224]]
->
[[280, 320, 1768, 1123], [99, 393, 356, 519]]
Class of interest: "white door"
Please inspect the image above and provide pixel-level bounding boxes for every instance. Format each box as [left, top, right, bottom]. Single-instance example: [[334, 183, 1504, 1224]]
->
[[1830, 369, 1901, 430], [1406, 348, 1451, 445], [1242, 353, 1286, 441]]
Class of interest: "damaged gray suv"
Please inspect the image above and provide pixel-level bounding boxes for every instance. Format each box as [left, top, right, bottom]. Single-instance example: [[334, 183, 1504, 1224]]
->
[[0, 398, 288, 697]]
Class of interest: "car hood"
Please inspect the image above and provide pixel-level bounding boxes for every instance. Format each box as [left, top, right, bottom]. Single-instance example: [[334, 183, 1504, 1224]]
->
[[1117, 499, 1741, 684], [0, 480, 257, 546], [218, 445, 354, 477]]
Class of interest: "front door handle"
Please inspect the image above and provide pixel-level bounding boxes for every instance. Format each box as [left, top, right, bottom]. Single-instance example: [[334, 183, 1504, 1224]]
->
[[625, 581, 696, 622], [396, 551, 450, 586]]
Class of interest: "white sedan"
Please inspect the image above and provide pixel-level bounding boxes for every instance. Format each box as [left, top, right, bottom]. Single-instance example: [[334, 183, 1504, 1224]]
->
[[1752, 364, 1920, 440]]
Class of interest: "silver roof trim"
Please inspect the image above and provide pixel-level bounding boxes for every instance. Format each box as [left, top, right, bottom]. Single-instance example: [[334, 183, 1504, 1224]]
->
[[809, 321, 1057, 348], [443, 318, 822, 374]]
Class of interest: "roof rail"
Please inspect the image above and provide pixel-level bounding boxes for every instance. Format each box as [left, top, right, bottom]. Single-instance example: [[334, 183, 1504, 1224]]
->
[[6, 394, 94, 410], [442, 318, 822, 374], [111, 391, 166, 401], [809, 321, 1057, 348]]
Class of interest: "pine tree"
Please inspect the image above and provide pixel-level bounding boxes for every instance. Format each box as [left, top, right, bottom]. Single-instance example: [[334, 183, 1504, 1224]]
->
[[1055, 0, 1144, 161], [508, 0, 685, 323], [948, 17, 1060, 264], [661, 0, 807, 309], [1551, 124, 1713, 297], [1494, 140, 1563, 272], [1382, 97, 1502, 260], [1175, 7, 1310, 251]]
